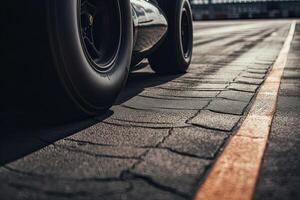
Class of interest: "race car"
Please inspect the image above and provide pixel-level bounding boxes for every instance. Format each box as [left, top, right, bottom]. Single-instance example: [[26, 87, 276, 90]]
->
[[1, 0, 193, 121]]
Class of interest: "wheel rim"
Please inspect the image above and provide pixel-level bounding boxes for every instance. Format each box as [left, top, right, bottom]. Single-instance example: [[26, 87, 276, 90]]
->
[[79, 0, 122, 71], [181, 7, 192, 58]]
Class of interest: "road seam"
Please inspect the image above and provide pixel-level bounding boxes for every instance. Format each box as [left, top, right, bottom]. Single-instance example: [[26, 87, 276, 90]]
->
[[194, 21, 296, 200]]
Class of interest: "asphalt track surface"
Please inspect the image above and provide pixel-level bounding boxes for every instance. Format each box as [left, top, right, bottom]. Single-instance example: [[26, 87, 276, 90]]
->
[[0, 20, 299, 200]]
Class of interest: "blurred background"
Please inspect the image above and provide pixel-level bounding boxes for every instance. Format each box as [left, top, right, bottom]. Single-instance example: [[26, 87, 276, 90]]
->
[[189, 0, 300, 20]]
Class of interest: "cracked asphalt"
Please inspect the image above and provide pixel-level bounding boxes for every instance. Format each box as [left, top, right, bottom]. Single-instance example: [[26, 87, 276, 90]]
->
[[0, 20, 297, 200]]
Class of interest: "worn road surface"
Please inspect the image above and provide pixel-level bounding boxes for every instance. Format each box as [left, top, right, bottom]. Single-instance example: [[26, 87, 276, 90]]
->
[[0, 20, 299, 200]]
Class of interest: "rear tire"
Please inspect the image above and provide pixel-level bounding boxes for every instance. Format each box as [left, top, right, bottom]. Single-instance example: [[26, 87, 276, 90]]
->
[[149, 0, 193, 74], [1, 0, 133, 123]]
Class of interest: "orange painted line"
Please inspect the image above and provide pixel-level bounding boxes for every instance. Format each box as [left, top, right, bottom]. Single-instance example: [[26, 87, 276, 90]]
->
[[194, 21, 296, 200]]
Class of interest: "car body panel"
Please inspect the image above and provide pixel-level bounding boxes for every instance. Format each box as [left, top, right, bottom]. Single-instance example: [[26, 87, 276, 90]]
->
[[130, 0, 168, 65]]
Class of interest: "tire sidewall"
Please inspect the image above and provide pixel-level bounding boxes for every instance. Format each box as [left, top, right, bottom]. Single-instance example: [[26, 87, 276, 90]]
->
[[178, 0, 193, 64], [174, 0, 193, 66], [47, 0, 133, 114]]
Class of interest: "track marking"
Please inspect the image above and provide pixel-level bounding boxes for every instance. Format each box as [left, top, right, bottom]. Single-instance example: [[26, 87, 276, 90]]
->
[[194, 21, 296, 200]]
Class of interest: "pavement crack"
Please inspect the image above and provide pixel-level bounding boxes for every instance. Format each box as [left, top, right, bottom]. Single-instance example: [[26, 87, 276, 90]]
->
[[185, 91, 222, 125], [102, 121, 181, 129], [109, 118, 171, 125], [214, 96, 251, 103], [3, 166, 125, 182], [137, 94, 186, 100], [228, 87, 258, 93], [156, 128, 173, 147], [128, 128, 173, 173], [158, 147, 215, 160], [206, 109, 244, 116], [189, 122, 234, 132], [36, 138, 141, 160], [121, 171, 190, 199], [120, 105, 158, 112], [233, 80, 262, 86], [140, 94, 213, 100], [156, 86, 224, 92], [63, 138, 174, 149], [64, 138, 114, 147], [55, 144, 142, 160], [121, 104, 198, 111], [185, 100, 213, 125]]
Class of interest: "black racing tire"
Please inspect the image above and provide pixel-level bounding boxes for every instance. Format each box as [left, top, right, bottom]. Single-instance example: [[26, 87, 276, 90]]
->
[[0, 0, 133, 123], [149, 0, 193, 74]]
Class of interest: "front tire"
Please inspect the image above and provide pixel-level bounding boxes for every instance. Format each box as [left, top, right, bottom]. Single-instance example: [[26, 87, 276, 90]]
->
[[1, 0, 133, 122], [149, 0, 193, 74]]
